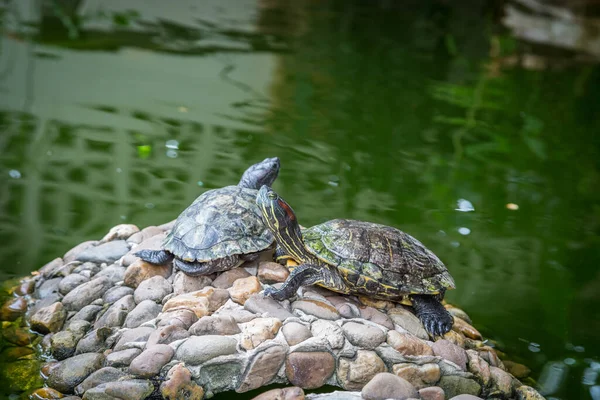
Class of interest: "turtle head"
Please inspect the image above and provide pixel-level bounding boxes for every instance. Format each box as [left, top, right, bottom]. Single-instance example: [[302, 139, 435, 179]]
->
[[239, 157, 280, 190], [257, 185, 305, 259]]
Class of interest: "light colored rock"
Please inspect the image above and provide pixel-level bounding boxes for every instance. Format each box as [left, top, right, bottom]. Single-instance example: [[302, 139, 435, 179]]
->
[[452, 317, 482, 340], [443, 330, 465, 348], [102, 286, 135, 305], [361, 372, 418, 400], [129, 344, 174, 378], [245, 293, 294, 321], [133, 275, 172, 304], [174, 335, 238, 365], [240, 317, 282, 350], [212, 267, 251, 289], [229, 276, 262, 305], [342, 322, 385, 349], [387, 307, 428, 339], [75, 327, 113, 354], [490, 366, 513, 395], [82, 379, 153, 400], [58, 274, 90, 295], [466, 350, 491, 387], [285, 351, 335, 389], [30, 302, 67, 334], [75, 240, 129, 264], [124, 259, 172, 288], [515, 385, 546, 400], [105, 348, 142, 367], [189, 315, 241, 336], [392, 363, 441, 389], [292, 299, 339, 320], [359, 306, 394, 330], [94, 264, 126, 284], [172, 271, 212, 295], [124, 299, 162, 329], [94, 295, 136, 329], [257, 261, 290, 283], [162, 286, 228, 318], [237, 344, 287, 392], [64, 241, 97, 264], [100, 224, 139, 243], [62, 277, 112, 311], [337, 350, 387, 390], [39, 257, 65, 277], [310, 319, 344, 349], [47, 353, 105, 393], [387, 330, 434, 356], [113, 326, 155, 352], [75, 366, 129, 395], [250, 386, 305, 400], [155, 309, 198, 329], [146, 325, 190, 347], [283, 322, 313, 346], [432, 339, 468, 371], [127, 226, 164, 246], [419, 386, 445, 400]]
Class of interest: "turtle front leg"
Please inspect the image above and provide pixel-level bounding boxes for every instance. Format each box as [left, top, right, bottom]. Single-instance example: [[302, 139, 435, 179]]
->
[[410, 294, 454, 337], [265, 263, 346, 301], [134, 249, 173, 265]]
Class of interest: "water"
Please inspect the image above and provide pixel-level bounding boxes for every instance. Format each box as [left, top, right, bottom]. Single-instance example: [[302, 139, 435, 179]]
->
[[1, 1, 599, 399]]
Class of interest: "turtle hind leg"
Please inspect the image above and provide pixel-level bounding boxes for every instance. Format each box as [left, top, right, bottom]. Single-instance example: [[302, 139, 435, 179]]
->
[[411, 294, 454, 337], [134, 249, 173, 265]]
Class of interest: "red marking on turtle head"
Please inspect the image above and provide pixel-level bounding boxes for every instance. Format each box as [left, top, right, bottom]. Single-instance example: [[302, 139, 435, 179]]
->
[[277, 199, 295, 221]]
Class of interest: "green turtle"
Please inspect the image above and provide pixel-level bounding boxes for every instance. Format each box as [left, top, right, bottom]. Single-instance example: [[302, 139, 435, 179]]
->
[[134, 157, 280, 276], [256, 185, 456, 336]]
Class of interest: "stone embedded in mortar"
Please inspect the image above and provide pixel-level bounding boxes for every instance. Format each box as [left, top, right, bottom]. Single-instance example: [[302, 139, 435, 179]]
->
[[162, 286, 229, 318], [58, 274, 90, 295], [62, 276, 112, 312], [237, 343, 287, 392], [386, 330, 434, 356], [292, 299, 340, 320], [453, 317, 482, 340], [123, 299, 162, 329], [0, 296, 28, 321], [82, 379, 154, 400], [189, 314, 241, 336], [172, 271, 212, 295], [72, 262, 101, 276], [94, 264, 126, 284], [285, 351, 335, 389], [257, 261, 290, 283], [229, 276, 262, 305], [466, 350, 491, 387], [419, 386, 446, 400], [69, 305, 102, 324], [124, 259, 172, 288], [113, 326, 155, 352], [100, 224, 140, 243], [358, 296, 395, 311], [129, 344, 174, 378], [75, 240, 130, 264], [93, 295, 136, 329], [174, 335, 238, 365], [282, 321, 313, 346], [437, 375, 481, 398], [51, 328, 86, 360], [392, 363, 441, 389], [515, 385, 546, 400], [47, 353, 105, 394], [327, 297, 361, 319], [311, 319, 345, 349], [146, 325, 190, 347], [212, 267, 252, 289], [341, 321, 386, 349], [476, 346, 504, 369], [361, 372, 418, 400], [198, 357, 244, 394], [359, 306, 394, 330], [244, 293, 294, 321], [133, 275, 173, 304], [75, 366, 130, 395], [102, 286, 134, 305], [337, 350, 387, 390], [432, 339, 468, 371], [387, 306, 428, 340], [30, 302, 67, 334], [490, 366, 514, 396], [76, 327, 114, 354], [156, 309, 198, 329], [105, 348, 142, 367], [161, 363, 204, 400], [251, 386, 305, 400], [240, 317, 282, 350]]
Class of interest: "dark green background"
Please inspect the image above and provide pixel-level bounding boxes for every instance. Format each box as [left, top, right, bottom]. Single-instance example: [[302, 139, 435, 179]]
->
[[1, 1, 599, 399]]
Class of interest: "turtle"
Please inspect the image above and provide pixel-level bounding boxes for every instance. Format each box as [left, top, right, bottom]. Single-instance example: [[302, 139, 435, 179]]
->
[[134, 157, 280, 276], [256, 185, 456, 336]]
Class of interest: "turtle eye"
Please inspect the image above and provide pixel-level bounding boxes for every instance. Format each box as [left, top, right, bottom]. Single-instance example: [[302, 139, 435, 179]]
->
[[267, 192, 277, 200]]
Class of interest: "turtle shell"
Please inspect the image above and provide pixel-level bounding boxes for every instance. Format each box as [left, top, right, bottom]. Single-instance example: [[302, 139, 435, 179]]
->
[[302, 219, 455, 298], [163, 185, 274, 262]]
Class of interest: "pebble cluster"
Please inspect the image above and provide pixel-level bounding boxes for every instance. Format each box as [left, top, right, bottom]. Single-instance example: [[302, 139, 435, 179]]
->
[[0, 223, 546, 400]]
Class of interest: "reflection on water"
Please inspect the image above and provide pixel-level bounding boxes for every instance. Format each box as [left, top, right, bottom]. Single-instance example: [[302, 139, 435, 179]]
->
[[1, 0, 600, 399]]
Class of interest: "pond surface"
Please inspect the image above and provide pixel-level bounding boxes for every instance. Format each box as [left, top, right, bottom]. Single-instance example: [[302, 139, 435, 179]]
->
[[1, 1, 599, 399]]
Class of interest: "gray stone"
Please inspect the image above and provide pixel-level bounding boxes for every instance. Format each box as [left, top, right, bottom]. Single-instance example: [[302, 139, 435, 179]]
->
[[76, 327, 113, 354], [113, 326, 155, 352], [361, 372, 418, 400], [342, 322, 386, 349], [155, 309, 198, 329], [419, 387, 445, 400], [73, 262, 102, 276], [93, 295, 136, 329], [51, 329, 86, 360], [102, 286, 134, 305], [146, 325, 190, 347], [133, 275, 172, 303], [237, 344, 287, 392], [175, 335, 238, 365], [82, 379, 153, 400], [75, 367, 129, 395], [36, 278, 62, 298], [172, 271, 212, 295], [59, 275, 90, 295], [64, 241, 98, 263], [438, 376, 481, 399], [359, 306, 395, 330], [29, 293, 62, 316], [30, 302, 67, 334], [448, 396, 483, 400], [47, 353, 105, 394], [105, 348, 142, 367], [76, 240, 130, 264], [388, 307, 428, 339], [311, 319, 345, 349], [123, 300, 162, 329], [129, 344, 174, 377], [198, 359, 243, 393], [432, 339, 468, 371], [189, 315, 241, 336], [70, 305, 103, 323], [62, 276, 112, 311], [212, 267, 251, 289], [39, 257, 64, 278], [244, 293, 294, 320], [292, 299, 340, 320], [94, 264, 126, 283], [282, 321, 312, 346]]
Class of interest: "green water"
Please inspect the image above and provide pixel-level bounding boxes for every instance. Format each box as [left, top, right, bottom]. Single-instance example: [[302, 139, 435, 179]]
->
[[1, 1, 599, 399]]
